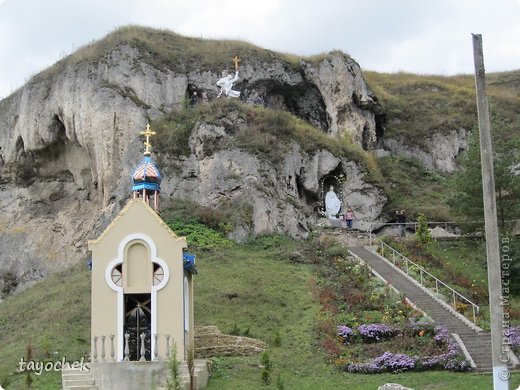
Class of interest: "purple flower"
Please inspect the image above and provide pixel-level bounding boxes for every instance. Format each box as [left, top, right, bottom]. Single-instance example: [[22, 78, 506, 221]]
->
[[346, 351, 416, 373], [417, 324, 469, 372], [337, 325, 354, 339], [505, 326, 520, 348], [433, 325, 450, 343], [358, 323, 394, 341], [340, 322, 470, 374]]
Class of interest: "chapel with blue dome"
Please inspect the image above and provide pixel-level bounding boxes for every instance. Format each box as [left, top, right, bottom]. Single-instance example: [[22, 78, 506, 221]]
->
[[86, 123, 206, 389]]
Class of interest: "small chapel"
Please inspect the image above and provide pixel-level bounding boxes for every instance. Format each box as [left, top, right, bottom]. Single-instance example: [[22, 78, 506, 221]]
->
[[84, 125, 206, 390]]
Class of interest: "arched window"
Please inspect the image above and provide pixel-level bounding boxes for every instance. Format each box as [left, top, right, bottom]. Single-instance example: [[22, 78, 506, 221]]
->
[[153, 263, 164, 286], [111, 264, 123, 287]]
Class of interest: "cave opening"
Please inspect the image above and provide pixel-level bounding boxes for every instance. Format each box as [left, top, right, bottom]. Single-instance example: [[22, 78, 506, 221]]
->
[[320, 165, 346, 213], [33, 114, 74, 181], [245, 81, 330, 131]]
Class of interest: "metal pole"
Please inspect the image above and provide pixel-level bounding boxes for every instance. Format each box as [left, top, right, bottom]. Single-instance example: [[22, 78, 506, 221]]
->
[[472, 33, 508, 390]]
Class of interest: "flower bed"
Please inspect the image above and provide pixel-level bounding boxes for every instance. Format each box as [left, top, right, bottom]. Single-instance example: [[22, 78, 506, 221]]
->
[[338, 322, 469, 373]]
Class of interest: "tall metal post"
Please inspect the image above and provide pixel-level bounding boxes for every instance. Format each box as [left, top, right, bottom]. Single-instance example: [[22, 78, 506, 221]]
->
[[472, 33, 509, 390]]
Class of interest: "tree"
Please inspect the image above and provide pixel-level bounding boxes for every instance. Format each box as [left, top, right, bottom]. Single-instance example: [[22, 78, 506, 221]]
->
[[415, 213, 432, 245], [448, 114, 520, 231], [449, 113, 520, 293]]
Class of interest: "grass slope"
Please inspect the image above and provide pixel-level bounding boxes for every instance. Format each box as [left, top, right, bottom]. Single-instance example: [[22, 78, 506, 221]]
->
[[363, 70, 520, 144], [2, 237, 519, 389], [29, 25, 332, 89], [0, 264, 91, 389]]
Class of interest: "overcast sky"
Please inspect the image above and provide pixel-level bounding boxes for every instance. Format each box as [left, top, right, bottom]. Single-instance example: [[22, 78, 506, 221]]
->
[[0, 0, 519, 99]]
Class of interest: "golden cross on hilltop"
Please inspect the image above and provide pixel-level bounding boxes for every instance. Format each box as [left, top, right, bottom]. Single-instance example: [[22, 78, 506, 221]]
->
[[232, 55, 241, 71], [140, 123, 156, 155]]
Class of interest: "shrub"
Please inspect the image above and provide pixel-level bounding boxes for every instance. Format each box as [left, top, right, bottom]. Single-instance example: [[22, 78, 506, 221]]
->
[[505, 326, 520, 352], [166, 341, 182, 390], [345, 351, 416, 373], [261, 352, 271, 385], [415, 213, 432, 245], [357, 323, 395, 342], [166, 218, 231, 250], [337, 325, 354, 341]]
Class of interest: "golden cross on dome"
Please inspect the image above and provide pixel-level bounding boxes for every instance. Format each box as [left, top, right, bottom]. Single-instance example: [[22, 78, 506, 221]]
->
[[232, 55, 241, 71], [140, 123, 156, 155]]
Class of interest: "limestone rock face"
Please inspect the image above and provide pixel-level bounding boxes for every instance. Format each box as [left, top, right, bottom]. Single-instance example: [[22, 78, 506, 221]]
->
[[0, 33, 385, 292], [383, 128, 469, 172], [300, 51, 383, 147]]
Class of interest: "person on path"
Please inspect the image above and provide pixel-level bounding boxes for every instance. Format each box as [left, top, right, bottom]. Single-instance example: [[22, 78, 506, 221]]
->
[[344, 207, 355, 229], [397, 210, 407, 237]]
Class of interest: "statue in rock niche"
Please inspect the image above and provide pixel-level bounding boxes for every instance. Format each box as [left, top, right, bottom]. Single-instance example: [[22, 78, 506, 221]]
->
[[217, 55, 241, 98], [325, 186, 342, 218]]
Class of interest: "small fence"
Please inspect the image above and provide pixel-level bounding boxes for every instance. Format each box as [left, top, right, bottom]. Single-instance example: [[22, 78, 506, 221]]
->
[[92, 333, 173, 362], [375, 238, 480, 324]]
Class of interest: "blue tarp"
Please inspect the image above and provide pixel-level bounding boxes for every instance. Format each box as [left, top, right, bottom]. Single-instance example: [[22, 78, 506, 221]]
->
[[183, 252, 198, 275]]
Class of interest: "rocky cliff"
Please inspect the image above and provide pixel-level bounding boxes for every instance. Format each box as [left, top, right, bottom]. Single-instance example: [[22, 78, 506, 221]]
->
[[0, 26, 386, 294]]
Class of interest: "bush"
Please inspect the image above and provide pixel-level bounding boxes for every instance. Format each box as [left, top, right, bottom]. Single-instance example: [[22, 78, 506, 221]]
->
[[415, 213, 432, 245], [357, 323, 395, 342], [166, 218, 231, 250]]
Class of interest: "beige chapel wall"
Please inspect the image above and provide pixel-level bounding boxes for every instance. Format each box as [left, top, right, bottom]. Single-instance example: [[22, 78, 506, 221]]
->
[[90, 245, 119, 346], [156, 279, 185, 359]]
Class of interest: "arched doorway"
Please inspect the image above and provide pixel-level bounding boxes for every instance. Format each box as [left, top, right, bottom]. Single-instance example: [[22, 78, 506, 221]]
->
[[319, 170, 346, 214]]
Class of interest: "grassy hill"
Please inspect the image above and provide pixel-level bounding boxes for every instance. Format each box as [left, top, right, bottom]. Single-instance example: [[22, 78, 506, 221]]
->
[[1, 232, 519, 390], [363, 70, 520, 142], [363, 69, 520, 220], [30, 25, 316, 87]]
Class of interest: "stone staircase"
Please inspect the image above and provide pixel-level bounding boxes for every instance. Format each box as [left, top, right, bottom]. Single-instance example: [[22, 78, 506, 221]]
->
[[349, 246, 517, 373], [61, 366, 98, 390]]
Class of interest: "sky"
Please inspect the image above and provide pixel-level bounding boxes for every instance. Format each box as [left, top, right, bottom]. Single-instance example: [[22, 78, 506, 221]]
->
[[0, 0, 519, 99]]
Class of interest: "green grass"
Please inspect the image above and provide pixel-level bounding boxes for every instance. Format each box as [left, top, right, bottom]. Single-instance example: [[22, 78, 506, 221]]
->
[[378, 156, 453, 220], [0, 263, 91, 389], [2, 235, 520, 389], [382, 237, 488, 303], [363, 71, 477, 144], [363, 70, 520, 149], [427, 240, 488, 291]]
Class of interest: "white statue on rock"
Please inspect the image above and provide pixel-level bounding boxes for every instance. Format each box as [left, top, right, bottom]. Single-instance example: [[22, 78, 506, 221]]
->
[[217, 55, 241, 99], [216, 71, 241, 98], [325, 186, 341, 218]]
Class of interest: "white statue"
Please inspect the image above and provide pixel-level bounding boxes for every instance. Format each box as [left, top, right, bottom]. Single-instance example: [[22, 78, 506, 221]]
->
[[325, 186, 341, 218], [216, 71, 241, 98]]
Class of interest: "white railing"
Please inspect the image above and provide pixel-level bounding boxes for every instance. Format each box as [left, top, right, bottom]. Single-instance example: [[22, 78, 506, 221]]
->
[[92, 333, 172, 362], [376, 238, 480, 324]]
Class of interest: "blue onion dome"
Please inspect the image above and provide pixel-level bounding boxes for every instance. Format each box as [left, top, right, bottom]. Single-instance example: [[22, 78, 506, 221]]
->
[[132, 156, 161, 192]]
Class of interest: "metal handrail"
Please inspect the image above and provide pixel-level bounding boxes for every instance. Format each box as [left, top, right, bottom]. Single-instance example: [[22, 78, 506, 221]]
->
[[367, 221, 467, 245], [367, 219, 520, 245], [376, 238, 480, 324]]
